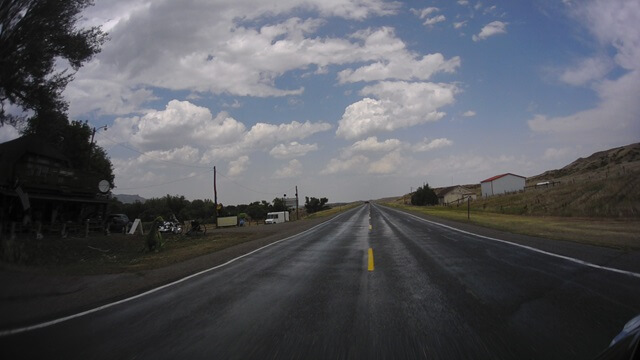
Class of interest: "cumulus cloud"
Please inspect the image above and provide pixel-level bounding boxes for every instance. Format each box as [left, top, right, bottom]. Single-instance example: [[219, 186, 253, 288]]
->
[[269, 142, 319, 159], [273, 159, 303, 179], [337, 28, 460, 84], [228, 156, 250, 177], [411, 7, 446, 27], [368, 151, 403, 174], [68, 2, 400, 115], [336, 81, 458, 139], [413, 138, 453, 152], [473, 21, 508, 41], [320, 155, 369, 175], [108, 100, 246, 152], [462, 110, 476, 117]]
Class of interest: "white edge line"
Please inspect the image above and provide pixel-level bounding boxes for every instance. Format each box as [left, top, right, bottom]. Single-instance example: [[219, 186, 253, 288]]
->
[[0, 211, 352, 337], [385, 206, 640, 280]]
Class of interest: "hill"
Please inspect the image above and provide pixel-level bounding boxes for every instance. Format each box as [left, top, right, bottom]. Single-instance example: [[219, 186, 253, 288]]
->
[[392, 143, 640, 218], [113, 194, 146, 204]]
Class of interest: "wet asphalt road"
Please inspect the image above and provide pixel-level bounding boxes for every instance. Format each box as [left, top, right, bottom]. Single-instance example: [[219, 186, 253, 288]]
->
[[2, 204, 640, 359]]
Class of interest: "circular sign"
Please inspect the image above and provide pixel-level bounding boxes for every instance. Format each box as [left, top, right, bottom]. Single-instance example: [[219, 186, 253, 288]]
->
[[98, 180, 110, 193]]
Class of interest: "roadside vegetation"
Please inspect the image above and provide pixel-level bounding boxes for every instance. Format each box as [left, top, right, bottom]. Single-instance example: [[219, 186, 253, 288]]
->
[[388, 143, 640, 250], [2, 201, 358, 274], [383, 202, 640, 250]]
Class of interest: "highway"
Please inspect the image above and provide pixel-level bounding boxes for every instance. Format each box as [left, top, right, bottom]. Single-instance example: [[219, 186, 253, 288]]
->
[[2, 204, 639, 359]]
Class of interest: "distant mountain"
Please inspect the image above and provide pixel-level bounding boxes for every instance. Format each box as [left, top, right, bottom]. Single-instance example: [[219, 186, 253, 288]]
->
[[113, 194, 146, 204]]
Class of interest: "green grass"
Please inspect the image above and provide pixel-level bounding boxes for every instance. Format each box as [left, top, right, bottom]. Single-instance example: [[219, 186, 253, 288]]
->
[[384, 202, 640, 250]]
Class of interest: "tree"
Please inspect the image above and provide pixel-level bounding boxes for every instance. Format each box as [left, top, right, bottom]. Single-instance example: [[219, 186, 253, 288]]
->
[[305, 196, 329, 214], [0, 0, 107, 126], [271, 197, 288, 212], [411, 183, 438, 206]]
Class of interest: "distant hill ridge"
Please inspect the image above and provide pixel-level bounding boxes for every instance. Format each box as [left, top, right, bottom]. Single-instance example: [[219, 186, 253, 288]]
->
[[113, 194, 146, 204], [529, 142, 640, 183]]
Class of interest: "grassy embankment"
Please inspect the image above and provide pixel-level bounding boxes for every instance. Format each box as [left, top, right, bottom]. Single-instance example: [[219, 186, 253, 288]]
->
[[383, 201, 640, 251]]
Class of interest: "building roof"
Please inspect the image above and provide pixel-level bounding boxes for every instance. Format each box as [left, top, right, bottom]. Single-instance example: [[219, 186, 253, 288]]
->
[[0, 135, 69, 164], [480, 173, 526, 183], [435, 185, 475, 197]]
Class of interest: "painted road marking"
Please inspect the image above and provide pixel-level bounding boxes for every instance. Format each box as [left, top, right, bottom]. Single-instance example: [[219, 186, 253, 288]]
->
[[393, 207, 640, 280], [0, 208, 362, 337], [368, 248, 375, 271]]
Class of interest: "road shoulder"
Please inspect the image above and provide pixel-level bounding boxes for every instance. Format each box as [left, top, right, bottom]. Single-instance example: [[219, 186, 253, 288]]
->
[[0, 215, 336, 330], [379, 204, 640, 274]]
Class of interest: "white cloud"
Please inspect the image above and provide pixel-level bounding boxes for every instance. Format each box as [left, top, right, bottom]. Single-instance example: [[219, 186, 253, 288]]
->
[[528, 70, 640, 138], [472, 21, 508, 41], [269, 142, 319, 159], [458, 0, 469, 5], [108, 100, 246, 152], [349, 136, 405, 153], [560, 57, 613, 86], [529, 0, 640, 145], [423, 15, 447, 26], [411, 7, 439, 19], [462, 110, 476, 117], [368, 151, 403, 174], [338, 28, 460, 83], [413, 138, 453, 152], [453, 21, 468, 29], [68, 2, 401, 115], [273, 159, 303, 179], [228, 156, 250, 177], [336, 81, 458, 139], [320, 155, 369, 175]]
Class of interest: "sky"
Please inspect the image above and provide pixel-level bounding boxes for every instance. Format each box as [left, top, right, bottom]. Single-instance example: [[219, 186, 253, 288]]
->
[[1, 0, 639, 204]]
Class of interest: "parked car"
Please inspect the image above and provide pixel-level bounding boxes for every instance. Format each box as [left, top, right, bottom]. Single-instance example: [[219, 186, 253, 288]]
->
[[107, 214, 131, 233]]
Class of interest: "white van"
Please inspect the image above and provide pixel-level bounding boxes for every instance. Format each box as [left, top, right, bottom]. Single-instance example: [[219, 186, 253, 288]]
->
[[265, 211, 289, 224]]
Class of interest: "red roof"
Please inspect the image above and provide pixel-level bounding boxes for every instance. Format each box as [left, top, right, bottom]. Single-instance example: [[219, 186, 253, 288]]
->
[[480, 173, 526, 183]]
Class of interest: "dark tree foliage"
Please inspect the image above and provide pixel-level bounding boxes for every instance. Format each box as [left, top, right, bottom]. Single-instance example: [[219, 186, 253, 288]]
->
[[112, 196, 292, 223], [411, 183, 438, 206], [0, 0, 107, 126], [305, 196, 329, 214], [271, 197, 288, 212]]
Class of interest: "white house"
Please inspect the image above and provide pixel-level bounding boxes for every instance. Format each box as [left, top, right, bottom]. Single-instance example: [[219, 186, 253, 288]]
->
[[480, 173, 526, 197], [436, 186, 477, 205]]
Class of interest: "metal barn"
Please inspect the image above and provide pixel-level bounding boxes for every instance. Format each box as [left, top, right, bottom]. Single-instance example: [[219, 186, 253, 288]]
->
[[480, 173, 526, 197]]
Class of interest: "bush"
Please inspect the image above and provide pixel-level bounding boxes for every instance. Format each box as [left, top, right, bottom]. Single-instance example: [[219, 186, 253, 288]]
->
[[411, 183, 438, 206]]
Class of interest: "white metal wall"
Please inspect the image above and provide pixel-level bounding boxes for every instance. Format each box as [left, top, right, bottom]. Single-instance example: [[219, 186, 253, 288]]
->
[[482, 174, 525, 197]]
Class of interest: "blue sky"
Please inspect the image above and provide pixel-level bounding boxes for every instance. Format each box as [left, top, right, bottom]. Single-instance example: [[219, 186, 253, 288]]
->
[[2, 0, 639, 204]]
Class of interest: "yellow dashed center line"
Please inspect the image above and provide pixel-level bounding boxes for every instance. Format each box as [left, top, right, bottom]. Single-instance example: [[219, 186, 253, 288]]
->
[[368, 248, 374, 271]]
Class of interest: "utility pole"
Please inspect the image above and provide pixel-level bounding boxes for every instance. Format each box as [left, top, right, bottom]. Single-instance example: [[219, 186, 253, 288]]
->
[[213, 166, 218, 226], [295, 185, 299, 221]]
